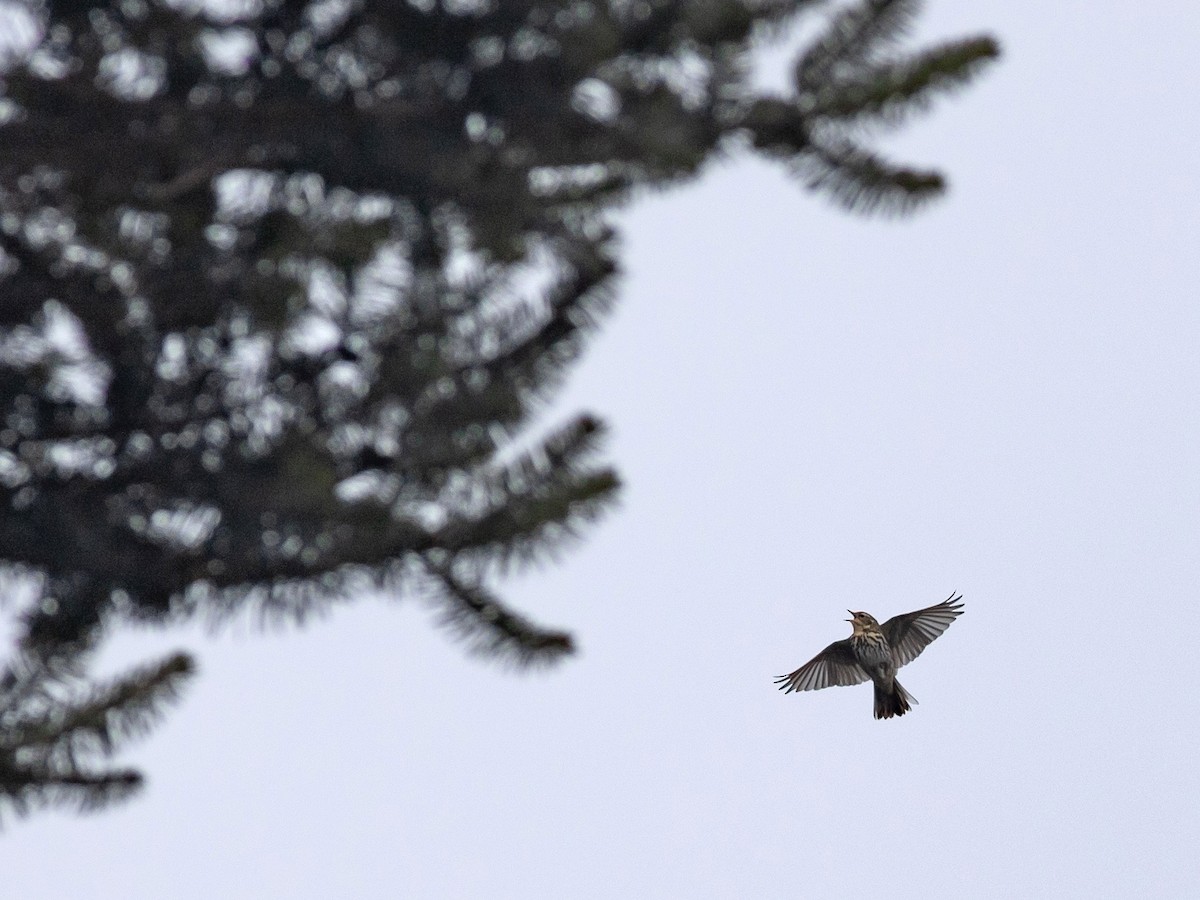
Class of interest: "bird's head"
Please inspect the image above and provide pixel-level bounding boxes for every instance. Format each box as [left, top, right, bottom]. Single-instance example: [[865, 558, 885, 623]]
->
[[846, 610, 880, 635]]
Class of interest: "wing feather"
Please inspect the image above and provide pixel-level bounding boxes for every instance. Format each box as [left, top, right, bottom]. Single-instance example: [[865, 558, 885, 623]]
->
[[881, 593, 965, 668], [775, 638, 870, 694]]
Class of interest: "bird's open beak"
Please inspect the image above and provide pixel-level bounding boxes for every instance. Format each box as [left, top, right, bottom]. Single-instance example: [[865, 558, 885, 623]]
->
[[846, 610, 855, 621]]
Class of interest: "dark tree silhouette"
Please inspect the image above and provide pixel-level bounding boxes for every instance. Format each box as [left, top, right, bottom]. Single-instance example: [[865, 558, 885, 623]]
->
[[0, 0, 997, 818]]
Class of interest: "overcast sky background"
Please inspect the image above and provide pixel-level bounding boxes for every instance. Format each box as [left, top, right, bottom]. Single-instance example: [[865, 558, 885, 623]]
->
[[6, 1, 1200, 897]]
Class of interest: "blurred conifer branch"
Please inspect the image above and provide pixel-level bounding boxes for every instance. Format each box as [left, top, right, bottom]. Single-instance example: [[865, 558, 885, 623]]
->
[[748, 0, 1000, 212], [0, 640, 194, 821]]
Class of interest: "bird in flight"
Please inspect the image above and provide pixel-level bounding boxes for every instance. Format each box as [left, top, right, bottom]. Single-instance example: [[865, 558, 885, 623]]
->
[[774, 593, 964, 719]]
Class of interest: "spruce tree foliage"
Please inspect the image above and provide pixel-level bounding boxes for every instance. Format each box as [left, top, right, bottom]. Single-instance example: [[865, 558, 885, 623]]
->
[[0, 0, 997, 818], [0, 613, 193, 819]]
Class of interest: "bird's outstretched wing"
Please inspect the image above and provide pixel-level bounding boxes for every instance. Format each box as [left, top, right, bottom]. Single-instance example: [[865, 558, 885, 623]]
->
[[775, 638, 870, 694], [882, 593, 965, 668]]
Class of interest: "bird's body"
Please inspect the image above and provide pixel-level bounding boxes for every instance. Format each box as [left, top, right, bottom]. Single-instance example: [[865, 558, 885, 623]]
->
[[775, 594, 964, 719]]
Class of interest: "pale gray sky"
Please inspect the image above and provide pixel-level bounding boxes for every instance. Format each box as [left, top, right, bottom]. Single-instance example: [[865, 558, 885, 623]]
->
[[7, 2, 1200, 897]]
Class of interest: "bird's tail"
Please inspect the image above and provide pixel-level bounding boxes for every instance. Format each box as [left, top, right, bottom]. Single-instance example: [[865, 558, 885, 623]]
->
[[874, 679, 918, 720]]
